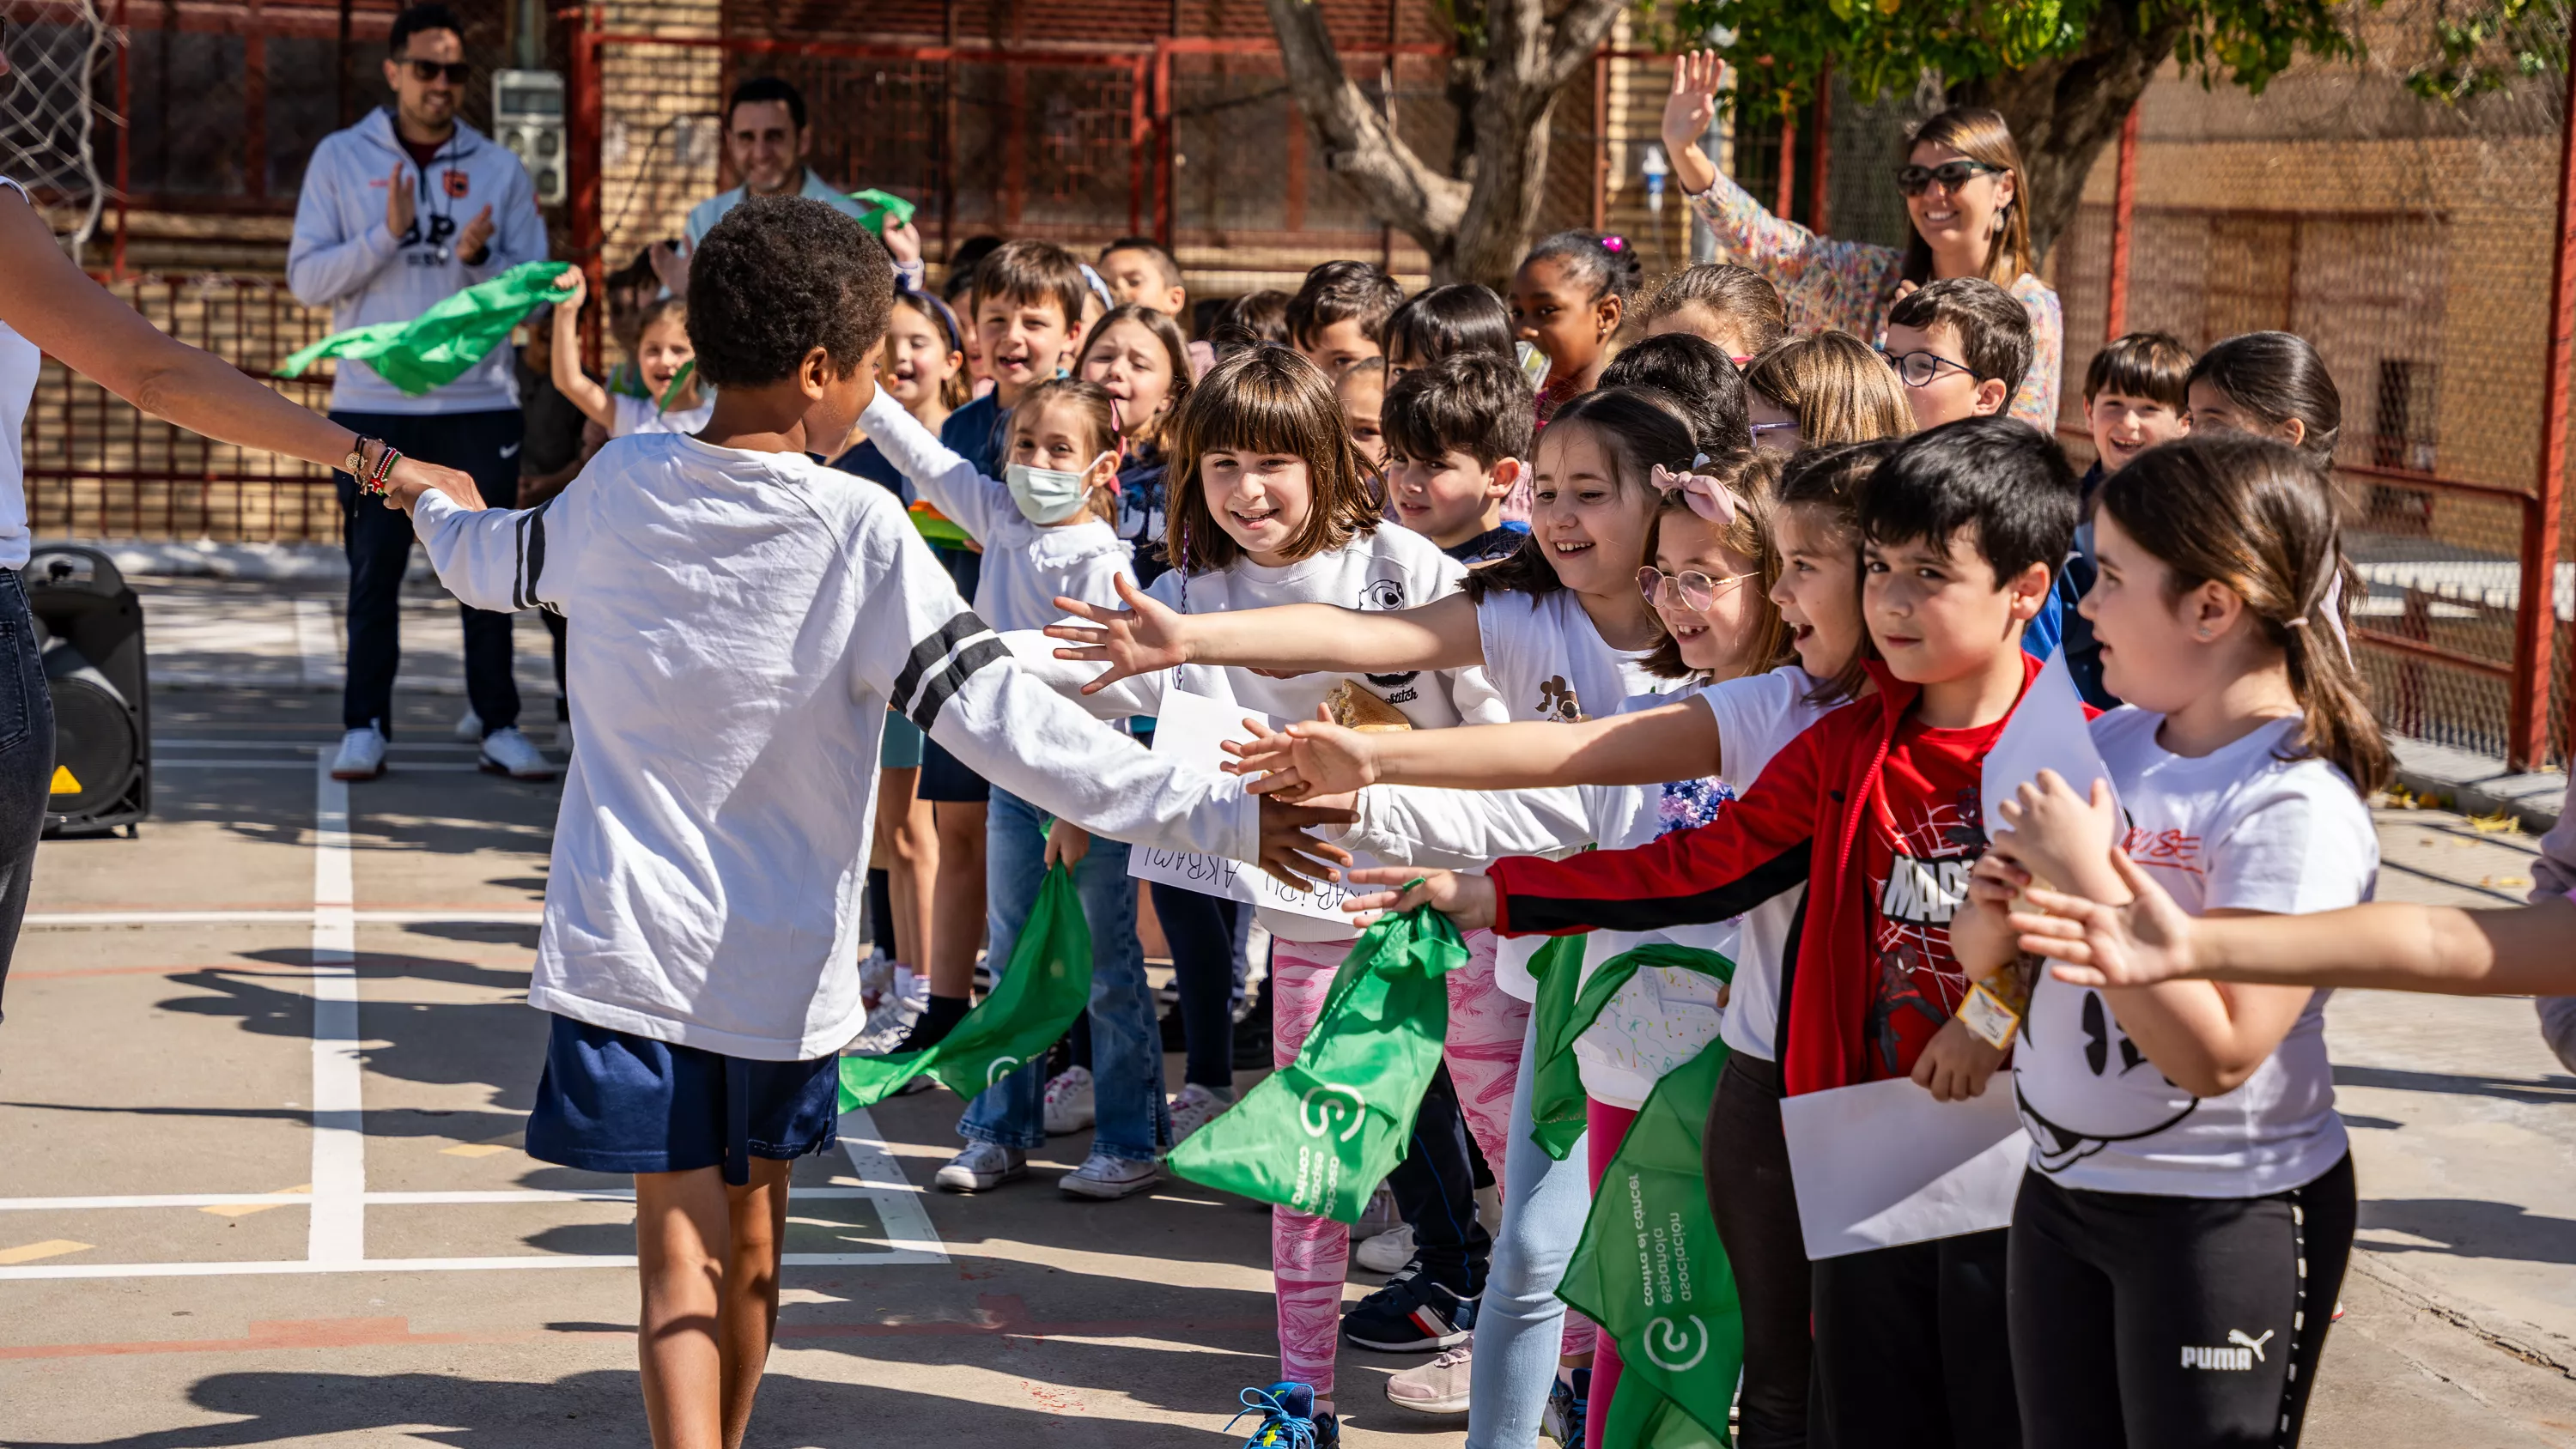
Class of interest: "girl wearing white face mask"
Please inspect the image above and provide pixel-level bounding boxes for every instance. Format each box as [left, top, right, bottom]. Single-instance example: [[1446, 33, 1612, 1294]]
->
[[854, 375, 1171, 1202]]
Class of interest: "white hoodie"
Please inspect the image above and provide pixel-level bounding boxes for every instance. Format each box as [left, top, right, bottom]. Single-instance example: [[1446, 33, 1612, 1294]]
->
[[288, 108, 549, 415]]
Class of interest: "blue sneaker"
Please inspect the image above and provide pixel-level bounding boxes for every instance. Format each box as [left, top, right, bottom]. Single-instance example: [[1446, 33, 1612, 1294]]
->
[[1229, 1381, 1340, 1448], [1541, 1367, 1589, 1445]]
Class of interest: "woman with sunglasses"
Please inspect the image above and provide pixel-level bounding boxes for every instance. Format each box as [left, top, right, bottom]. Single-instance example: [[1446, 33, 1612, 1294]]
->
[[1660, 50, 2064, 432]]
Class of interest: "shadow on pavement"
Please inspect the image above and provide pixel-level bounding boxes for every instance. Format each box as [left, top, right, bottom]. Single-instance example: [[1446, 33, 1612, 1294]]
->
[[2359, 1197, 2576, 1266]]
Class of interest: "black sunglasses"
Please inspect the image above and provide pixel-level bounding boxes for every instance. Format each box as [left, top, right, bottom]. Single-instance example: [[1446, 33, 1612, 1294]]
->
[[402, 58, 471, 85], [1894, 160, 2005, 196]]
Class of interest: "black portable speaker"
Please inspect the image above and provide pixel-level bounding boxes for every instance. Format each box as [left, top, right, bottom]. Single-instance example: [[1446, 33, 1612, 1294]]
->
[[24, 544, 149, 838]]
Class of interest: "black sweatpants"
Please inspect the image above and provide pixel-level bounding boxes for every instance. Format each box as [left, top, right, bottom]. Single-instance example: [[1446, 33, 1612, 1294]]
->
[[0, 571, 55, 1022], [2008, 1153, 2356, 1448], [1704, 1051, 1813, 1449], [1150, 882, 1248, 1091], [1382, 1062, 1490, 1295], [1812, 1227, 2020, 1449]]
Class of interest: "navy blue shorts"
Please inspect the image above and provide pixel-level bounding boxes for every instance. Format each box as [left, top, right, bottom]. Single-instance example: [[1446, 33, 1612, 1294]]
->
[[916, 734, 990, 803], [525, 1016, 841, 1185]]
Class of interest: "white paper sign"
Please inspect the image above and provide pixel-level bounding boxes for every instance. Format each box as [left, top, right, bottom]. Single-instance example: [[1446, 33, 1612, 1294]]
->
[[1126, 689, 1371, 924], [1980, 648, 2117, 841], [1777, 1076, 2029, 1258]]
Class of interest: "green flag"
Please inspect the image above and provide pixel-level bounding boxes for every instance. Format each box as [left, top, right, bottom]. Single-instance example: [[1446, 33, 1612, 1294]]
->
[[838, 862, 1092, 1110], [281, 261, 574, 397], [1554, 949, 1742, 1449], [1524, 935, 1594, 1160], [1169, 904, 1467, 1222], [849, 188, 918, 237]]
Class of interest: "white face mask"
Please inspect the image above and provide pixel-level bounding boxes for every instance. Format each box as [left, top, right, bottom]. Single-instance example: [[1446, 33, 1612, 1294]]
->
[[1005, 452, 1114, 525]]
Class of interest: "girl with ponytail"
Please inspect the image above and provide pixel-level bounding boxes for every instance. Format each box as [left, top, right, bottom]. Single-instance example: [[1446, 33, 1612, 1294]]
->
[[1953, 432, 2384, 1446]]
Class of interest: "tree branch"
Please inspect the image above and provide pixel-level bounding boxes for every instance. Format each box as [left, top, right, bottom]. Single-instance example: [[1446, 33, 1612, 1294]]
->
[[1541, 0, 1629, 93], [1261, 0, 1468, 243]]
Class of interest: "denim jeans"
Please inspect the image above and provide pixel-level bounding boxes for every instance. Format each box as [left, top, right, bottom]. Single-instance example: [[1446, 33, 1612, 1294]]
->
[[0, 570, 54, 1022], [959, 788, 1170, 1162], [1467, 1014, 1594, 1449], [332, 409, 522, 737]]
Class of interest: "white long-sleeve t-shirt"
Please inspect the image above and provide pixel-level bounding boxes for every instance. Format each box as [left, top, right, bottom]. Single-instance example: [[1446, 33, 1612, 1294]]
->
[[409, 433, 1256, 1060], [856, 387, 1133, 629]]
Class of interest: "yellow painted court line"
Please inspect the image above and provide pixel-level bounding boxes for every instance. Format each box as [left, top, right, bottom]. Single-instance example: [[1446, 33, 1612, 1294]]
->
[[200, 1185, 312, 1218], [0, 1240, 92, 1264]]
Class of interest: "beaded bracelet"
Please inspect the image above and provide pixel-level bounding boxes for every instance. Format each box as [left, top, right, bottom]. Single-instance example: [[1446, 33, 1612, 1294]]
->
[[361, 439, 405, 495]]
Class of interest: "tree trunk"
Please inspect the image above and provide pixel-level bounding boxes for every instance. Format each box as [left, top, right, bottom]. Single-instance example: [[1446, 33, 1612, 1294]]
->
[[1947, 0, 2190, 263], [1261, 0, 1625, 284]]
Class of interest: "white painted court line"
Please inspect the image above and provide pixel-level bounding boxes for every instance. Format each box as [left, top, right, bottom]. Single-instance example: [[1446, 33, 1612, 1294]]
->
[[293, 597, 341, 688], [153, 739, 487, 753], [24, 909, 544, 927], [0, 1188, 881, 1210], [308, 759, 366, 1265], [839, 1106, 948, 1263], [160, 760, 489, 772], [0, 1251, 938, 1281]]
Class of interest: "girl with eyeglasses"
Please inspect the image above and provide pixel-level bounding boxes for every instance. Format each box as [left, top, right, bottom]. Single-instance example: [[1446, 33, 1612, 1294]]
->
[[1659, 50, 2067, 433]]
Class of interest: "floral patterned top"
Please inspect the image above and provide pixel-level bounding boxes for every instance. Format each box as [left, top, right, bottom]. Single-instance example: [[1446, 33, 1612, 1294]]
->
[[1687, 172, 2064, 431]]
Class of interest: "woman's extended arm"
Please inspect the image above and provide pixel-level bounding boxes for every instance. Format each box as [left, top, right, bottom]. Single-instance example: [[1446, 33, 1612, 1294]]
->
[[1045, 580, 1484, 694], [0, 191, 479, 508], [1224, 695, 1721, 799]]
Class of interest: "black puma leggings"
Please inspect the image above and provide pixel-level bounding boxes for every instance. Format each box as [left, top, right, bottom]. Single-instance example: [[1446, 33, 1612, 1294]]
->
[[2008, 1153, 2356, 1448]]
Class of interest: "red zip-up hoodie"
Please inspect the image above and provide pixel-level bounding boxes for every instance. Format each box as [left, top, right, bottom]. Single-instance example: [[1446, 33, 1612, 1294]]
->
[[1487, 655, 2044, 1097]]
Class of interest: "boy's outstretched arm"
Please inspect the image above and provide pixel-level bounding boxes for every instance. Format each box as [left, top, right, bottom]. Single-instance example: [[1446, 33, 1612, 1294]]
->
[[1225, 696, 1722, 801], [854, 385, 1006, 545], [410, 488, 554, 613], [1044, 583, 1484, 694]]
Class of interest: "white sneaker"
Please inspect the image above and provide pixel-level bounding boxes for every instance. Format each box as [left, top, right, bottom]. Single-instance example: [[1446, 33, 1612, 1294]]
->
[[478, 725, 556, 780], [1059, 1150, 1159, 1200], [933, 1142, 1025, 1192], [1386, 1343, 1473, 1415], [1042, 1066, 1097, 1135], [858, 951, 896, 1010], [1355, 1223, 1417, 1276], [1356, 1182, 1401, 1240], [1166, 1082, 1232, 1147], [330, 725, 387, 781], [842, 991, 921, 1057], [453, 708, 483, 743]]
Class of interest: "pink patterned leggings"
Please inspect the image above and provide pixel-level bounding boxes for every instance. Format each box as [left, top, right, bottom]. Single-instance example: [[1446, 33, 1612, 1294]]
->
[[1267, 930, 1531, 1397]]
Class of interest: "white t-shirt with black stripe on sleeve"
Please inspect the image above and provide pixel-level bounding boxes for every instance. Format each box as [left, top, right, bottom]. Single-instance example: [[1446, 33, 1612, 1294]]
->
[[409, 430, 1259, 1062]]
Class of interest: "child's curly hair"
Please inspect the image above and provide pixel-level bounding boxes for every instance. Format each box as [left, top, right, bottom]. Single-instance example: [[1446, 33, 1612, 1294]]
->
[[686, 197, 890, 389]]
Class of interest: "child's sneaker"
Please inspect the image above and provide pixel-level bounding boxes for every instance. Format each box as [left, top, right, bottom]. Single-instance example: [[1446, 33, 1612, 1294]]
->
[[1354, 1183, 1401, 1240], [1340, 1267, 1476, 1352], [1541, 1367, 1589, 1445], [857, 951, 896, 1010], [932, 1142, 1024, 1193], [1384, 1342, 1472, 1415], [1059, 1150, 1160, 1200], [1167, 1082, 1233, 1146], [1042, 1065, 1096, 1135], [1352, 1223, 1415, 1275], [1227, 1381, 1337, 1448]]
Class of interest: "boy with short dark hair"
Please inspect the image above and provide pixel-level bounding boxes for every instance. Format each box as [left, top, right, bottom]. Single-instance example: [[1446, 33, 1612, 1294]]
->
[[2063, 330, 2195, 706], [1365, 415, 2081, 1449], [1098, 235, 1188, 318], [1286, 259, 1402, 375], [384, 197, 1260, 1447], [1382, 351, 1535, 565], [1884, 276, 2036, 433], [945, 239, 1091, 476]]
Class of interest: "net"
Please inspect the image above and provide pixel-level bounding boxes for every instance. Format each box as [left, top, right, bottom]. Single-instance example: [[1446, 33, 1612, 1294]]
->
[[0, 0, 112, 261]]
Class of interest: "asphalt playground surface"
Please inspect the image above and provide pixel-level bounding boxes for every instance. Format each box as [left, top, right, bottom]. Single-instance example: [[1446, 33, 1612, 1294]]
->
[[0, 578, 2571, 1446]]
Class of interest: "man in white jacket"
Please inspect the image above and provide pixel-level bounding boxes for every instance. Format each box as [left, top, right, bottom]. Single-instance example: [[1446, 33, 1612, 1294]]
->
[[289, 3, 550, 783]]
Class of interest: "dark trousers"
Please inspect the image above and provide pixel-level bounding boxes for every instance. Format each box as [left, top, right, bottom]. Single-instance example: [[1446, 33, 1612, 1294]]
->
[[332, 409, 523, 737], [1150, 882, 1249, 1091], [2010, 1155, 2355, 1448], [1813, 1228, 2020, 1449], [1705, 1051, 1814, 1449], [0, 571, 54, 1022], [1383, 1062, 1490, 1295]]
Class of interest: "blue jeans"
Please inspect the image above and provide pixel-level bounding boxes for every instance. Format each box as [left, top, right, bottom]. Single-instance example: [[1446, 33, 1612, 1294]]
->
[[959, 788, 1170, 1162], [1467, 1014, 1591, 1449], [0, 570, 55, 1022]]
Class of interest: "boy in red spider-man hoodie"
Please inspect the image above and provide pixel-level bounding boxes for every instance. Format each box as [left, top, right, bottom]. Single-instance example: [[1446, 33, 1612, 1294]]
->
[[1348, 415, 2084, 1449]]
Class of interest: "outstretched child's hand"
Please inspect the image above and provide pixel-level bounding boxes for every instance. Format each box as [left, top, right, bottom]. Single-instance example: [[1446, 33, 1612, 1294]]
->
[[2013, 850, 2201, 989], [1224, 707, 1379, 802], [1911, 1016, 2007, 1102], [1257, 793, 1358, 889], [1657, 50, 1723, 195], [1043, 817, 1091, 870], [1340, 866, 1498, 930], [1993, 770, 2122, 901], [383, 455, 485, 513], [1047, 574, 1195, 694]]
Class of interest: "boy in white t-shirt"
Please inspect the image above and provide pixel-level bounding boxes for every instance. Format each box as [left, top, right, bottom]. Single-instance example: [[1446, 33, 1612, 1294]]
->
[[379, 197, 1261, 1448]]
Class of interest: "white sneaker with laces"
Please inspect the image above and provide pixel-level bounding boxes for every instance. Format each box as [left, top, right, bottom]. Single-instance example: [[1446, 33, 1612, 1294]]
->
[[842, 991, 921, 1058], [1354, 1224, 1417, 1276], [933, 1142, 1025, 1193], [1059, 1150, 1159, 1200], [478, 726, 556, 780], [1166, 1082, 1232, 1147], [330, 725, 387, 781], [453, 708, 483, 743], [1386, 1343, 1473, 1415], [1042, 1066, 1097, 1135]]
